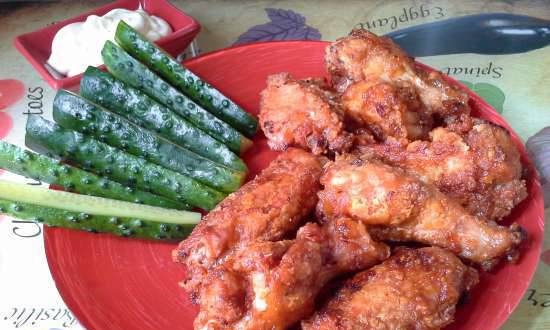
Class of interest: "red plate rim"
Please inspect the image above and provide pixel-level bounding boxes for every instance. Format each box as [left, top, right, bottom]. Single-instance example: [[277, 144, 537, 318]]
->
[[43, 40, 544, 330]]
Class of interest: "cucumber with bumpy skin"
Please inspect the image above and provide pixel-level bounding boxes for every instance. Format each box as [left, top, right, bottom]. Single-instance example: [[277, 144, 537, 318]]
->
[[80, 66, 247, 172], [25, 115, 226, 210], [102, 41, 252, 154], [53, 90, 245, 193], [0, 200, 193, 240], [114, 21, 258, 137], [0, 141, 188, 209], [0, 180, 200, 240]]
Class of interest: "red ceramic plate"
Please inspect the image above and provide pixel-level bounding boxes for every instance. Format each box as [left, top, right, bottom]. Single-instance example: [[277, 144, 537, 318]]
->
[[44, 41, 544, 330]]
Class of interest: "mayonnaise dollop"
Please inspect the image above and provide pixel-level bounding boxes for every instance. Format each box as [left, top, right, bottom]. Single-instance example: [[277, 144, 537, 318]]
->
[[48, 7, 172, 77]]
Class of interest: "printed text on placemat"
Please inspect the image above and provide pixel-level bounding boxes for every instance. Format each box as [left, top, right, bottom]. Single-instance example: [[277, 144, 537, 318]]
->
[[354, 4, 445, 31]]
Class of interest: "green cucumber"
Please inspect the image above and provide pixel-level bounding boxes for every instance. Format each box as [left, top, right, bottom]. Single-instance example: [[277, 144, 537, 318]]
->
[[25, 115, 226, 210], [0, 180, 200, 240], [102, 41, 252, 154], [0, 200, 193, 240], [80, 66, 247, 172], [53, 90, 245, 193], [114, 21, 258, 137], [0, 141, 188, 210], [0, 180, 199, 223]]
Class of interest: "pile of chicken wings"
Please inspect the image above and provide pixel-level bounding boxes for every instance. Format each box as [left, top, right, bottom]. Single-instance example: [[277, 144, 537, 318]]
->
[[173, 30, 528, 330]]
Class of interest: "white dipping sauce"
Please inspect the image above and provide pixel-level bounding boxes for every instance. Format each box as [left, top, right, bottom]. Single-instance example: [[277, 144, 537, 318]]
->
[[48, 7, 172, 77]]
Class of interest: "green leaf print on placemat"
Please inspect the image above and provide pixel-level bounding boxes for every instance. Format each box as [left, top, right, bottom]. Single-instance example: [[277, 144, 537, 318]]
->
[[460, 81, 505, 113]]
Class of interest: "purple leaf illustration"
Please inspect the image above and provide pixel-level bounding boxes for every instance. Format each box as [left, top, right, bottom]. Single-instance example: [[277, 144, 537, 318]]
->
[[266, 8, 305, 26], [234, 8, 321, 45]]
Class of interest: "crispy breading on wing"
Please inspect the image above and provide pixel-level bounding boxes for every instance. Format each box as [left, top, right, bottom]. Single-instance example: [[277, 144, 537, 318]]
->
[[326, 29, 412, 93], [303, 247, 479, 330], [364, 119, 527, 221], [173, 148, 323, 295], [317, 155, 524, 269], [319, 155, 428, 226], [259, 73, 353, 155], [342, 79, 432, 142], [326, 29, 472, 133], [194, 218, 390, 330], [465, 119, 527, 218]]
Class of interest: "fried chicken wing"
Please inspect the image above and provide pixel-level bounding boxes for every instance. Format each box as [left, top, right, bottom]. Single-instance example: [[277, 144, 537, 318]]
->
[[318, 155, 524, 269], [465, 120, 527, 217], [326, 29, 472, 133], [342, 79, 432, 142], [303, 247, 479, 330], [364, 119, 527, 221], [173, 148, 323, 295], [195, 217, 390, 330], [259, 73, 353, 155], [326, 29, 411, 92]]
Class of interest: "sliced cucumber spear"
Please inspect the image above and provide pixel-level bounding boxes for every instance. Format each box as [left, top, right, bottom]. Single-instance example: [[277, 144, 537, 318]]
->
[[80, 66, 247, 172], [114, 20, 258, 137], [102, 41, 252, 154], [53, 90, 245, 193], [0, 141, 188, 210], [25, 115, 226, 210], [0, 180, 200, 240], [0, 200, 194, 240]]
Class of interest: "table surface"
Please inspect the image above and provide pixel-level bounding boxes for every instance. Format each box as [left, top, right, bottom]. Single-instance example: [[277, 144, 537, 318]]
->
[[0, 1, 549, 329]]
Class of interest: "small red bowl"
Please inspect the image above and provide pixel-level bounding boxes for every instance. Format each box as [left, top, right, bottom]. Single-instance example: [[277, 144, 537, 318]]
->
[[13, 0, 200, 90]]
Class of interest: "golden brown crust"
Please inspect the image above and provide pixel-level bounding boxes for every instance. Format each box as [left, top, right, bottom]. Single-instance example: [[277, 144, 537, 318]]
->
[[465, 119, 527, 218], [326, 29, 412, 93], [194, 218, 389, 330], [317, 155, 524, 267], [318, 155, 429, 225], [362, 119, 527, 221], [259, 73, 353, 155], [342, 80, 432, 143], [173, 148, 324, 296], [326, 29, 472, 134], [303, 247, 479, 330]]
